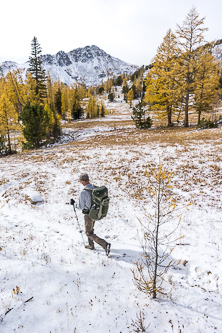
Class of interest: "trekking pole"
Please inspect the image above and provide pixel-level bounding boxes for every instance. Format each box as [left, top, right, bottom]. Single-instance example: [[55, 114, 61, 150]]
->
[[70, 199, 85, 246]]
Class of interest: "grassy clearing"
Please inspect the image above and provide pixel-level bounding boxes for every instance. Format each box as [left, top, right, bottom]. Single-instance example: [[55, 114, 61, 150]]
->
[[65, 125, 222, 147], [1, 101, 221, 206], [62, 118, 133, 130], [61, 99, 222, 148]]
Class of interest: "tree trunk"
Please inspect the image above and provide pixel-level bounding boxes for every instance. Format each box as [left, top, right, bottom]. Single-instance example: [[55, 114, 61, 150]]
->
[[184, 70, 191, 127], [153, 179, 161, 299], [7, 130, 12, 154], [184, 92, 189, 127], [167, 106, 172, 127], [198, 110, 201, 124], [198, 91, 203, 125]]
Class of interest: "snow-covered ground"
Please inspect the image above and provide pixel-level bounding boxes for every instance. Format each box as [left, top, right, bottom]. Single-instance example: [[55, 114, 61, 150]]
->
[[0, 104, 222, 332]]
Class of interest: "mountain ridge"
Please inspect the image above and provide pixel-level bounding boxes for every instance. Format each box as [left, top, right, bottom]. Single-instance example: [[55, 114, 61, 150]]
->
[[0, 45, 139, 87]]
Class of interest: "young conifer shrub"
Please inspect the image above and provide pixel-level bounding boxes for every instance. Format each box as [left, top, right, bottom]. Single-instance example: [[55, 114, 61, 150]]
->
[[131, 103, 152, 129], [131, 311, 150, 332], [132, 164, 184, 299], [0, 135, 8, 156], [196, 117, 218, 129]]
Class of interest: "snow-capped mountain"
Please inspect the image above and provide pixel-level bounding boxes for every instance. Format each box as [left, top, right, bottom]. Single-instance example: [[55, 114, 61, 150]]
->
[[0, 45, 138, 87], [212, 40, 222, 61]]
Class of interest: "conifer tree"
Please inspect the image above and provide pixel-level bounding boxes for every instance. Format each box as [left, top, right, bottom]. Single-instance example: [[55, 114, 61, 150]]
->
[[46, 72, 54, 108], [122, 83, 129, 102], [6, 69, 26, 115], [127, 88, 134, 106], [132, 164, 183, 299], [131, 84, 136, 97], [115, 75, 123, 86], [44, 103, 61, 140], [54, 87, 62, 116], [132, 103, 152, 129], [193, 44, 219, 124], [104, 79, 113, 93], [122, 77, 129, 101], [28, 37, 47, 103], [71, 99, 83, 120], [0, 135, 8, 156], [52, 111, 61, 139], [20, 102, 49, 149], [108, 92, 114, 102], [44, 103, 54, 139], [100, 103, 105, 117], [61, 88, 69, 120], [25, 73, 39, 104], [98, 85, 105, 95], [77, 84, 86, 100], [176, 7, 208, 127], [87, 96, 97, 118], [145, 29, 181, 127], [135, 77, 143, 99], [0, 93, 19, 154]]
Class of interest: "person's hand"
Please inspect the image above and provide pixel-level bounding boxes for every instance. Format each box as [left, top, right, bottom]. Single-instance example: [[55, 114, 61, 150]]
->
[[70, 199, 75, 205]]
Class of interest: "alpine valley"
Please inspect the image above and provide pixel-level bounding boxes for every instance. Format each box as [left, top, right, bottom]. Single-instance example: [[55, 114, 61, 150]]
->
[[0, 45, 139, 87]]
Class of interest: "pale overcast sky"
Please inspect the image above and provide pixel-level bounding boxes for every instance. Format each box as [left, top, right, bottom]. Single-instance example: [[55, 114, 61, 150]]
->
[[0, 0, 221, 66]]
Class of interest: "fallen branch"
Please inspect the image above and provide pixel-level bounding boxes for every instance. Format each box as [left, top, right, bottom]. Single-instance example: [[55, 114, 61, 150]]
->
[[4, 296, 33, 316], [24, 296, 33, 303]]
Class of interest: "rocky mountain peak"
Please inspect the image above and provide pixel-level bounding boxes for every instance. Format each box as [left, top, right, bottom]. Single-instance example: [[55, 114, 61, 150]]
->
[[0, 45, 139, 87]]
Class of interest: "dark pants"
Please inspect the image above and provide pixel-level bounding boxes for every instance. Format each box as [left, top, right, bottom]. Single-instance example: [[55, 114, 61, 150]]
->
[[84, 215, 107, 249]]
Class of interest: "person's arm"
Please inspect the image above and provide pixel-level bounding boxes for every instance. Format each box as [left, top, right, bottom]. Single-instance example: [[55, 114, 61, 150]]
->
[[75, 189, 91, 210]]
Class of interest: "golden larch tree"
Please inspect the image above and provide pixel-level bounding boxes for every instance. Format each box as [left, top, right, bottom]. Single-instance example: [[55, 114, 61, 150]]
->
[[176, 6, 208, 127], [0, 92, 20, 153], [145, 29, 181, 126], [193, 44, 220, 123]]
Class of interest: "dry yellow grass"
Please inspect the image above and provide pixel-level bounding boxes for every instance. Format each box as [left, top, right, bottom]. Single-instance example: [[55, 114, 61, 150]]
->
[[62, 100, 222, 148], [65, 126, 222, 148], [63, 119, 133, 130]]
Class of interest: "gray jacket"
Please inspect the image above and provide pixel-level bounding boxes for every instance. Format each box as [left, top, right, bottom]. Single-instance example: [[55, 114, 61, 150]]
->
[[75, 183, 95, 210]]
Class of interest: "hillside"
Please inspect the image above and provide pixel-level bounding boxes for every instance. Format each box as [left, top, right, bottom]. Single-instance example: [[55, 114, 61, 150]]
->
[[0, 101, 222, 332]]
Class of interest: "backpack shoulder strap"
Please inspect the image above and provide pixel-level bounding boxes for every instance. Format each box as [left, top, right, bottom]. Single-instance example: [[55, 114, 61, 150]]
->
[[84, 185, 97, 192], [84, 187, 92, 192]]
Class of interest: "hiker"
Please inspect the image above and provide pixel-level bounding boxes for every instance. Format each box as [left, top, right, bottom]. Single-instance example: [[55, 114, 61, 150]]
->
[[72, 173, 111, 256]]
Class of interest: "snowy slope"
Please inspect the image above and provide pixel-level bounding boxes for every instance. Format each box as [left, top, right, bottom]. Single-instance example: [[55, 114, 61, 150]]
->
[[0, 45, 138, 87], [0, 105, 222, 332], [212, 42, 222, 61]]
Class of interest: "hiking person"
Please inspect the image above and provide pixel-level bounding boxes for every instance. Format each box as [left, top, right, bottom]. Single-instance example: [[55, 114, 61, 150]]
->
[[71, 173, 111, 256]]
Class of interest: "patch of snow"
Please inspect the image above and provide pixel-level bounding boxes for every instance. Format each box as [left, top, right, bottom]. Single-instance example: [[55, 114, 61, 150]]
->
[[0, 120, 221, 333]]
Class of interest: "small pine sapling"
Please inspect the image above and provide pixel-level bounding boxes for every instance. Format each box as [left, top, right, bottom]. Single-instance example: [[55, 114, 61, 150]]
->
[[132, 164, 184, 299], [130, 310, 150, 333], [131, 103, 152, 129]]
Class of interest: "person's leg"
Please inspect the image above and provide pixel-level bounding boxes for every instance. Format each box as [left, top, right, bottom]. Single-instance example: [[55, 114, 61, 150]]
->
[[84, 215, 108, 250], [84, 215, 95, 249]]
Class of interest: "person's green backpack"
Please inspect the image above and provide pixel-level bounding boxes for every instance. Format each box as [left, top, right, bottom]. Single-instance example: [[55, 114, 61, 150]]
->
[[84, 186, 109, 221]]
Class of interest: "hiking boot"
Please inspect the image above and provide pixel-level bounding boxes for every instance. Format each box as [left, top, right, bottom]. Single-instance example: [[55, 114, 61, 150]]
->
[[85, 244, 95, 250], [105, 243, 111, 256]]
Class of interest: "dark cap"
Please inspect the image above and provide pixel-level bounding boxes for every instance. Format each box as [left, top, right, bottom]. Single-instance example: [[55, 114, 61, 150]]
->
[[79, 173, 89, 181]]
